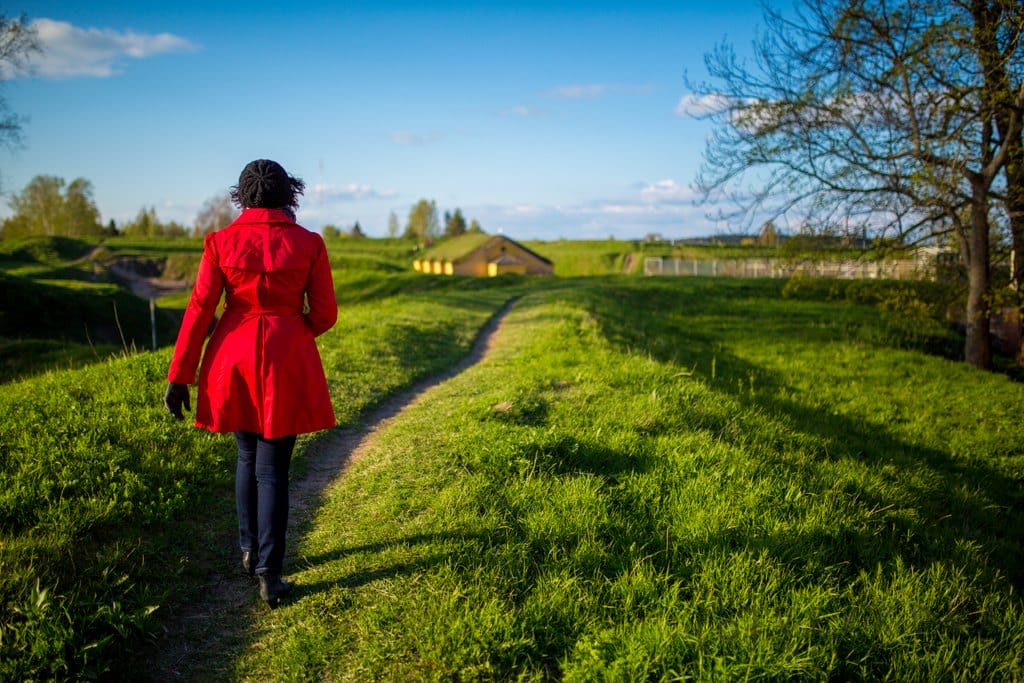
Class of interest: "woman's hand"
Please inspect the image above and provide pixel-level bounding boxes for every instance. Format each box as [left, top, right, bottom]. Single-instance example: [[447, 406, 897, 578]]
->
[[164, 382, 191, 420]]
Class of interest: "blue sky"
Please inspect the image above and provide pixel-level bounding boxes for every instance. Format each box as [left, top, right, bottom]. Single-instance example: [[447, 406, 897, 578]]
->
[[1, 1, 765, 240]]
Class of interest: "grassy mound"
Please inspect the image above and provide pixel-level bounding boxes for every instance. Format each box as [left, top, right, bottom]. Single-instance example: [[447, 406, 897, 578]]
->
[[235, 278, 1023, 681]]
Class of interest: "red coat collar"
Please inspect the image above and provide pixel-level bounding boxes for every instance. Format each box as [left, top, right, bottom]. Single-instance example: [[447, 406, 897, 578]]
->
[[232, 207, 296, 225]]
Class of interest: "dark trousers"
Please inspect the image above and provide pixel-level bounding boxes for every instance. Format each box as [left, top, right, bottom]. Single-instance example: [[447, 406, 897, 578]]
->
[[234, 431, 296, 576]]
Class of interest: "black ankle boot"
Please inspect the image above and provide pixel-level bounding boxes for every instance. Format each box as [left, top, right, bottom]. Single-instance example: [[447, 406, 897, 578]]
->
[[258, 574, 293, 607], [241, 550, 256, 578]]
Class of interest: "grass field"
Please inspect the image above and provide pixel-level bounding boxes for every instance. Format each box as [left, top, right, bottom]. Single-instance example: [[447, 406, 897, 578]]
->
[[0, 284, 510, 680], [1, 235, 1021, 680], [0, 236, 188, 381], [227, 277, 1023, 681]]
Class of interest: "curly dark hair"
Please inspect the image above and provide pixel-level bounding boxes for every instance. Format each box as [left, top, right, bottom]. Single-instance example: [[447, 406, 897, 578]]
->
[[230, 159, 305, 212]]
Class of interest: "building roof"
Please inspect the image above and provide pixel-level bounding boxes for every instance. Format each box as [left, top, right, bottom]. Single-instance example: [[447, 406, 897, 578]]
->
[[421, 233, 553, 265], [420, 233, 492, 261]]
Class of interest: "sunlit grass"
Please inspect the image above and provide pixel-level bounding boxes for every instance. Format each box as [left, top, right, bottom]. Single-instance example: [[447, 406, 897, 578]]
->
[[235, 278, 1024, 681], [0, 288, 511, 680], [2, 251, 1021, 680]]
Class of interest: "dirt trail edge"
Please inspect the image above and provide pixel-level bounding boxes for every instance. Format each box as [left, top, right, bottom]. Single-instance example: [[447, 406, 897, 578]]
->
[[148, 297, 519, 682]]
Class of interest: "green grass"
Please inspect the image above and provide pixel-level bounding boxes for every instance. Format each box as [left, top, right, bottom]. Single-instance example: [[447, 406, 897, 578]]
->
[[525, 240, 636, 276], [0, 270, 172, 352], [0, 235, 186, 381], [324, 237, 419, 272], [0, 287, 512, 680], [1, 230, 1019, 678], [0, 235, 97, 263], [231, 277, 1023, 681], [0, 338, 123, 383]]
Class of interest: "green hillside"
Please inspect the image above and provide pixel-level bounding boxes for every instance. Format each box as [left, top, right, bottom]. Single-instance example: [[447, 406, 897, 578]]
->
[[0, 262, 1019, 679], [0, 237, 184, 381]]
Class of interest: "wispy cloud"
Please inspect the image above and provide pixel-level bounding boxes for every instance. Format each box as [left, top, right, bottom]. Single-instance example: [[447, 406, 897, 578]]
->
[[547, 84, 608, 99], [639, 179, 695, 204], [545, 83, 654, 99], [501, 105, 552, 119], [674, 93, 734, 117], [391, 131, 442, 146], [475, 200, 714, 240], [505, 203, 552, 216], [489, 179, 696, 219], [467, 178, 718, 239], [312, 183, 397, 202], [21, 18, 197, 79]]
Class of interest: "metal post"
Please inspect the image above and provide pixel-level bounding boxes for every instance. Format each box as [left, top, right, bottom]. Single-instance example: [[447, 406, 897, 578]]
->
[[150, 298, 157, 351]]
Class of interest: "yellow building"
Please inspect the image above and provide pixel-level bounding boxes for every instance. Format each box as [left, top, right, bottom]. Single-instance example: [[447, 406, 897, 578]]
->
[[413, 234, 554, 277]]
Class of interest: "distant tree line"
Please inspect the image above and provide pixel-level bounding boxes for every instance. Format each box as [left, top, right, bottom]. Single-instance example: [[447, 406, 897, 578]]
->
[[321, 199, 484, 242], [0, 175, 239, 239], [321, 222, 366, 240], [0, 175, 109, 238], [0, 174, 486, 245], [399, 199, 483, 242]]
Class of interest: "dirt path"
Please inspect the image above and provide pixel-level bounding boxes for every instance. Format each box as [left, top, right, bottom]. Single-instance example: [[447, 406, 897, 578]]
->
[[146, 298, 517, 682], [108, 259, 190, 300]]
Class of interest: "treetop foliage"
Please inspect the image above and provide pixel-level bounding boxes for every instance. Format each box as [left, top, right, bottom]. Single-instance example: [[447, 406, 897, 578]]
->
[[121, 206, 189, 238], [445, 208, 467, 237], [1, 175, 105, 239], [404, 198, 440, 241]]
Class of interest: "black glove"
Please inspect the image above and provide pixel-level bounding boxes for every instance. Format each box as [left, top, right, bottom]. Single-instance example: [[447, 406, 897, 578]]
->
[[164, 382, 191, 421]]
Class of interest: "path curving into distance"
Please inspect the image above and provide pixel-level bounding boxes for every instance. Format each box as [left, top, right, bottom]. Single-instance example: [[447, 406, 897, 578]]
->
[[147, 297, 518, 681]]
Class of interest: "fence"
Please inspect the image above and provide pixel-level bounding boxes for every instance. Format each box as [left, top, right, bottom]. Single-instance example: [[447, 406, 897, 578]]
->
[[643, 256, 934, 281]]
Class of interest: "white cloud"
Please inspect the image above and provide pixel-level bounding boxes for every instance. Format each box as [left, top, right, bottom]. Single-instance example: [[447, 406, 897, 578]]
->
[[545, 83, 654, 99], [487, 181, 698, 223], [639, 179, 695, 204], [547, 84, 608, 99], [505, 203, 550, 216], [312, 183, 397, 202], [22, 18, 198, 79], [674, 93, 735, 117], [501, 105, 552, 118], [461, 178, 726, 239], [484, 199, 716, 240], [391, 131, 442, 146], [591, 203, 658, 216]]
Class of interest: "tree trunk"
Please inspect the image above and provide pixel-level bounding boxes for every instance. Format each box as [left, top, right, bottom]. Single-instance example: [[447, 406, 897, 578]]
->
[[1005, 134, 1024, 365], [994, 110, 1024, 365], [971, 0, 1024, 364], [965, 189, 994, 370], [1009, 132, 1024, 288]]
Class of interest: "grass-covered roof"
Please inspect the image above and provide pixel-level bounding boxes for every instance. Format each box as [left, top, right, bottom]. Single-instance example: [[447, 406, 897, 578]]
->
[[419, 233, 493, 261], [420, 233, 553, 265]]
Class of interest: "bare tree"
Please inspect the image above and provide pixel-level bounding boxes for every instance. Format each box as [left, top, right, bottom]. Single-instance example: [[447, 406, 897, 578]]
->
[[193, 193, 237, 236], [0, 14, 39, 153], [690, 0, 1024, 369]]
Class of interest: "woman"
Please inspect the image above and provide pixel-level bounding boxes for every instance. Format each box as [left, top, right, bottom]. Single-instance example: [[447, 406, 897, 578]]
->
[[164, 159, 337, 607]]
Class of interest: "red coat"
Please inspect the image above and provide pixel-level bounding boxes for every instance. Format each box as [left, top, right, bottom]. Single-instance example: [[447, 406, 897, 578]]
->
[[167, 208, 337, 438]]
